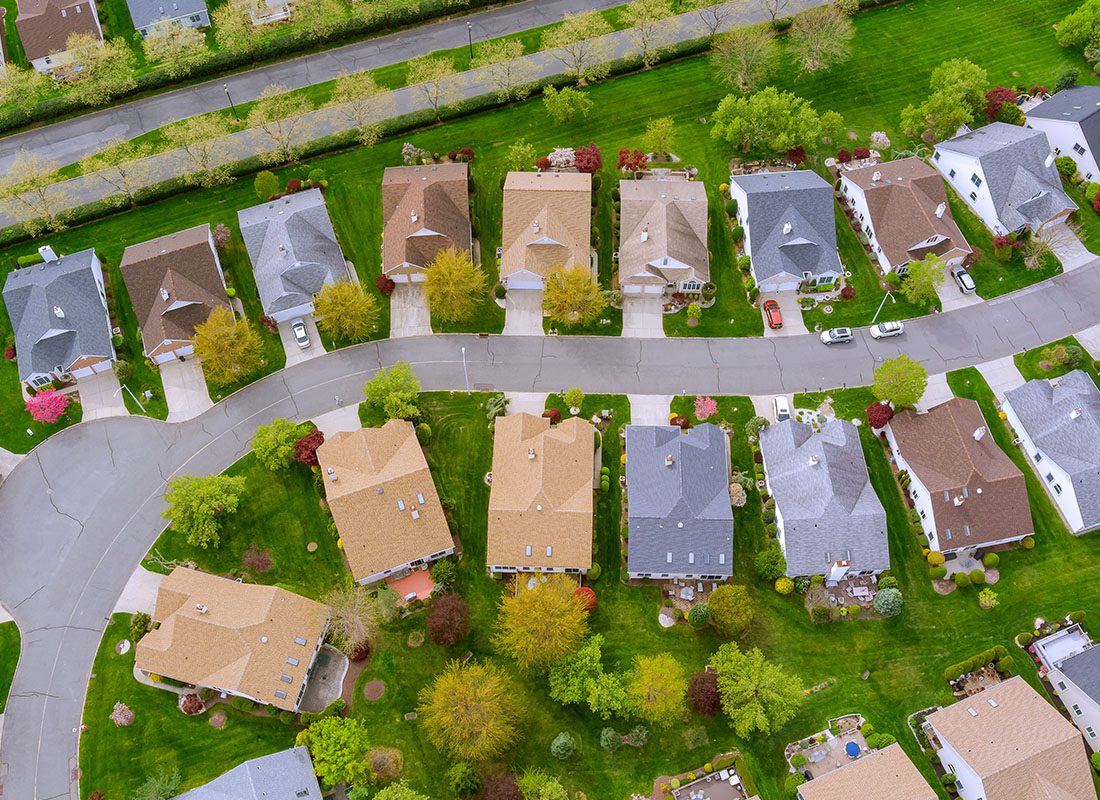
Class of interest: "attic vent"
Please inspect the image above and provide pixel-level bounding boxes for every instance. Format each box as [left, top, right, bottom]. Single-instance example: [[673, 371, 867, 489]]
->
[[546, 545, 552, 557], [973, 426, 987, 441], [533, 220, 540, 233], [195, 603, 208, 614], [536, 504, 543, 511], [159, 287, 170, 301], [808, 454, 819, 467], [53, 305, 65, 318], [664, 454, 675, 467], [528, 447, 536, 460], [872, 171, 881, 182], [935, 202, 947, 219], [783, 221, 792, 235], [1071, 407, 1084, 420], [966, 707, 978, 717], [988, 698, 999, 708], [666, 552, 673, 564]]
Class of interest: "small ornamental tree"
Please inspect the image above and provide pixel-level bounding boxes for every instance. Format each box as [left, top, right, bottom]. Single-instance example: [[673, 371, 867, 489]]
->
[[688, 670, 721, 717], [985, 87, 1018, 121], [866, 402, 894, 429], [754, 545, 786, 581], [26, 389, 71, 423], [574, 586, 598, 612], [110, 701, 135, 726], [447, 762, 481, 797], [213, 223, 231, 250], [550, 731, 576, 760], [251, 417, 302, 470], [873, 354, 928, 410], [427, 592, 469, 646], [694, 396, 718, 421], [870, 131, 891, 149], [294, 428, 326, 466], [687, 603, 711, 628], [574, 142, 602, 173], [872, 587, 904, 617], [616, 148, 648, 172]]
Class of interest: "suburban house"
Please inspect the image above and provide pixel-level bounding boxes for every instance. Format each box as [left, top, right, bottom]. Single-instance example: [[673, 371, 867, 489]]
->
[[2, 246, 115, 389], [1034, 623, 1100, 751], [15, 0, 102, 73], [1003, 370, 1100, 534], [932, 122, 1076, 235], [839, 157, 972, 274], [174, 746, 322, 800], [499, 171, 592, 291], [617, 175, 710, 296], [486, 413, 595, 575], [119, 224, 230, 365], [886, 398, 1033, 556], [135, 567, 330, 712], [126, 0, 209, 38], [316, 419, 455, 588], [922, 676, 1096, 800], [760, 419, 889, 580], [238, 188, 352, 324], [624, 424, 733, 581], [797, 743, 936, 800], [727, 170, 842, 293], [1025, 85, 1100, 183], [381, 164, 471, 283]]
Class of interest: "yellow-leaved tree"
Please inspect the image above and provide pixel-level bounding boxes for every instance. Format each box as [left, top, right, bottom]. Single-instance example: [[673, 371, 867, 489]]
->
[[493, 574, 589, 670]]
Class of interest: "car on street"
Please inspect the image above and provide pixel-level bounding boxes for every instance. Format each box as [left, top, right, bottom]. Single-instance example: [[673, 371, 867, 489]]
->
[[820, 327, 854, 345], [869, 320, 905, 339], [951, 266, 976, 294], [774, 396, 791, 422], [291, 318, 310, 348], [763, 299, 783, 329]]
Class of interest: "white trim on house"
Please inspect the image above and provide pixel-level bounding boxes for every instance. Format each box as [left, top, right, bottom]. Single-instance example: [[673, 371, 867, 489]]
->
[[1026, 117, 1100, 183], [353, 546, 455, 587]]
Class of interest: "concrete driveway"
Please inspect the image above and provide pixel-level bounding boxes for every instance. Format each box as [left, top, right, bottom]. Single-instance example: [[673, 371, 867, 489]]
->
[[938, 263, 982, 311], [761, 293, 809, 337], [160, 359, 213, 423], [915, 373, 954, 412], [1043, 223, 1094, 272], [627, 394, 672, 425], [1076, 322, 1100, 359], [76, 370, 129, 420], [505, 392, 549, 415], [976, 355, 1025, 400], [278, 316, 327, 366], [621, 296, 665, 338], [390, 284, 432, 338], [750, 394, 789, 422], [502, 290, 545, 336]]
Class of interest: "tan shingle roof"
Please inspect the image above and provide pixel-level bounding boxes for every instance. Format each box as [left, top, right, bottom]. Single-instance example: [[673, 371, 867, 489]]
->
[[487, 414, 595, 570], [136, 567, 330, 711], [799, 744, 936, 800], [618, 178, 709, 287], [119, 225, 230, 359], [500, 172, 591, 281], [381, 164, 471, 276], [926, 677, 1095, 800], [15, 0, 101, 61], [316, 419, 454, 582], [845, 158, 971, 269], [889, 398, 1033, 547]]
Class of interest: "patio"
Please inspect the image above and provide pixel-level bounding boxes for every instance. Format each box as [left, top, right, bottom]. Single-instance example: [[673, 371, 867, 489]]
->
[[823, 575, 879, 609], [670, 772, 748, 800], [951, 664, 1003, 697], [662, 578, 723, 616], [786, 715, 869, 781], [386, 568, 435, 602]]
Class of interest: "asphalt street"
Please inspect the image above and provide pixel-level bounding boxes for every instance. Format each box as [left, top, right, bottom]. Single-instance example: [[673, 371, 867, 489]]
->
[[1, 254, 1099, 799]]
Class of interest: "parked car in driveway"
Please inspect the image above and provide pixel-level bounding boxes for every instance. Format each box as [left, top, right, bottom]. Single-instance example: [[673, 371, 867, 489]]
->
[[820, 327, 854, 345], [774, 396, 791, 422], [951, 266, 976, 294], [291, 318, 310, 348], [869, 320, 904, 339], [763, 299, 783, 329]]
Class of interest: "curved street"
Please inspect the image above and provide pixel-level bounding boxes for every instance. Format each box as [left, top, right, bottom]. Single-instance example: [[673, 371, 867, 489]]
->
[[1, 254, 1099, 798]]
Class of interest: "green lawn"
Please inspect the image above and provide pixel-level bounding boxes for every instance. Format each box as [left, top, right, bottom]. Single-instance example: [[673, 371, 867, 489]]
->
[[1014, 335, 1099, 384], [0, 357, 82, 453], [1063, 178, 1100, 255], [0, 621, 20, 714], [96, 0, 149, 65], [0, 0, 28, 67]]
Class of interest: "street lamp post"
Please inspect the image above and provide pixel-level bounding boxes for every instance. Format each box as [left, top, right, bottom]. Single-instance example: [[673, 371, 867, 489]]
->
[[113, 383, 147, 414], [223, 83, 240, 123], [461, 346, 470, 395], [466, 21, 474, 61]]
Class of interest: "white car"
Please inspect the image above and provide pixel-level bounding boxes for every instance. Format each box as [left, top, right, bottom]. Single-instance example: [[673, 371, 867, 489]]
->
[[290, 318, 310, 348], [869, 320, 904, 339], [951, 266, 976, 294], [773, 396, 791, 422], [820, 327, 854, 345]]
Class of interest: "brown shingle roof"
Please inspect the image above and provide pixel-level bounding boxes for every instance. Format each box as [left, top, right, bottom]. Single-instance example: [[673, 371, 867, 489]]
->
[[845, 158, 971, 269], [381, 164, 471, 277], [889, 398, 1033, 547], [119, 225, 230, 359], [500, 171, 591, 281], [926, 677, 1095, 800], [618, 178, 710, 287], [136, 567, 330, 711], [316, 419, 454, 582], [487, 414, 595, 571], [799, 744, 936, 800], [15, 0, 101, 61]]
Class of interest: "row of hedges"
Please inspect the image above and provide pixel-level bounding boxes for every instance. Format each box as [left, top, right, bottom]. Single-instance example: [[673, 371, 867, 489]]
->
[[943, 645, 1009, 682]]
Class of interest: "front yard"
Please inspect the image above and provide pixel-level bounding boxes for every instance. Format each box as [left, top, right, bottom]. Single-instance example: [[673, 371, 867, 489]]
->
[[1013, 336, 1100, 385], [0, 620, 20, 714]]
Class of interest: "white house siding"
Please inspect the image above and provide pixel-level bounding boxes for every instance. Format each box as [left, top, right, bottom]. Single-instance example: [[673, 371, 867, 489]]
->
[[270, 301, 315, 325], [838, 178, 898, 273], [1028, 117, 1100, 182], [136, 8, 210, 37], [932, 730, 987, 800], [884, 425, 941, 550], [355, 546, 455, 587], [932, 149, 1005, 235], [1049, 668, 1100, 750]]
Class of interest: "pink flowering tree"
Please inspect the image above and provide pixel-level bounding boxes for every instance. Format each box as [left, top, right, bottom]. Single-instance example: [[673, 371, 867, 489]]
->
[[26, 389, 71, 424], [694, 396, 718, 421]]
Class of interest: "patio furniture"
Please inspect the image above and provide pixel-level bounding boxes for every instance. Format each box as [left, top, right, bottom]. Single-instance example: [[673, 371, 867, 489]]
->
[[680, 586, 695, 601], [719, 770, 730, 780]]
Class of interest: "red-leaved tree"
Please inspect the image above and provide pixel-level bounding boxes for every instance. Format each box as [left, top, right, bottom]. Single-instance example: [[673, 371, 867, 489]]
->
[[836, 150, 852, 163], [866, 402, 894, 429], [26, 389, 70, 423], [575, 142, 602, 174], [536, 156, 552, 171], [294, 429, 326, 466], [542, 407, 562, 424], [375, 275, 396, 296], [787, 146, 806, 165], [853, 146, 870, 159], [688, 670, 721, 717], [616, 148, 648, 173], [985, 87, 1018, 121], [427, 592, 469, 646], [573, 586, 597, 612]]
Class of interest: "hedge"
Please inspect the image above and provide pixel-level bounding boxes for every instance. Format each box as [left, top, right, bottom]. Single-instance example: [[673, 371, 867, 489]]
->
[[943, 645, 1008, 682]]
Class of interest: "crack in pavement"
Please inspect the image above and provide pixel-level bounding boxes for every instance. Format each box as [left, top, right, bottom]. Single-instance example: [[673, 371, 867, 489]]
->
[[13, 584, 45, 609], [34, 453, 86, 534]]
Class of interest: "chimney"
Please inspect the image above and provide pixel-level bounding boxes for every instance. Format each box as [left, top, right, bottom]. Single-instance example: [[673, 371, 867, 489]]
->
[[52, 305, 65, 319], [872, 171, 881, 182], [528, 447, 536, 460], [38, 245, 58, 263], [641, 224, 649, 243], [327, 466, 338, 482], [935, 202, 947, 219], [783, 221, 792, 235], [1071, 407, 1083, 420], [808, 454, 819, 466], [664, 453, 675, 467], [973, 426, 987, 441], [159, 287, 170, 302], [195, 603, 208, 614], [1045, 152, 1056, 169]]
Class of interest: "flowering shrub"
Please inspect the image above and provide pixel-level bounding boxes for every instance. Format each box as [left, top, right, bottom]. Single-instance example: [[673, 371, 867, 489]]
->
[[548, 147, 576, 169], [110, 702, 134, 726], [458, 147, 475, 162], [401, 142, 419, 165], [213, 223, 231, 251], [294, 429, 326, 466], [694, 396, 718, 421], [180, 694, 204, 715], [26, 389, 70, 423], [1029, 85, 1048, 96], [870, 131, 891, 150], [616, 148, 648, 172], [575, 142, 602, 174], [259, 314, 278, 333], [536, 156, 552, 171], [3, 345, 14, 361], [837, 150, 852, 163], [787, 146, 806, 164], [840, 285, 856, 300]]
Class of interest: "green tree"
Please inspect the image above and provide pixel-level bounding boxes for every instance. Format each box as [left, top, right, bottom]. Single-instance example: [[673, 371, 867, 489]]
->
[[755, 546, 787, 581], [193, 306, 264, 387], [562, 387, 585, 409], [251, 418, 302, 470], [0, 64, 50, 116], [247, 83, 319, 165], [744, 415, 769, 440], [588, 671, 630, 719], [495, 574, 589, 670], [408, 55, 462, 121], [788, 5, 854, 73], [314, 280, 380, 341], [542, 11, 613, 84], [424, 247, 487, 322], [899, 253, 946, 307], [1057, 0, 1100, 47], [784, 772, 807, 798], [447, 761, 482, 796], [293, 0, 348, 42], [542, 85, 593, 125], [1, 149, 75, 236], [254, 170, 280, 201], [79, 137, 156, 208], [64, 33, 136, 107], [710, 642, 803, 736], [518, 770, 570, 800], [710, 25, 779, 92], [212, 1, 263, 61], [900, 59, 988, 143], [549, 634, 605, 705], [550, 731, 576, 759], [687, 603, 711, 628], [364, 361, 421, 420], [643, 116, 676, 157], [711, 87, 825, 154], [626, 653, 688, 726], [418, 661, 521, 761], [133, 769, 181, 800], [543, 265, 607, 326], [622, 0, 678, 67], [164, 114, 233, 187], [295, 716, 375, 787], [162, 474, 246, 549], [373, 783, 429, 800], [708, 584, 754, 638], [142, 21, 208, 78], [505, 138, 538, 171], [872, 354, 928, 410], [328, 71, 394, 147], [873, 587, 904, 617]]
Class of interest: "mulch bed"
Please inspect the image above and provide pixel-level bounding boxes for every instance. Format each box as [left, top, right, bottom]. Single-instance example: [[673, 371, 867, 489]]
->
[[209, 711, 227, 728], [363, 679, 386, 701], [985, 568, 1000, 584]]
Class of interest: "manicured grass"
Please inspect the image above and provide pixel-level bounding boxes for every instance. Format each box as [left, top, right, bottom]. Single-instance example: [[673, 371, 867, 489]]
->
[[1014, 335, 1099, 384], [80, 614, 299, 800], [0, 357, 82, 453], [97, 0, 149, 65], [0, 0, 28, 67], [1063, 178, 1100, 255], [0, 621, 20, 714], [142, 452, 348, 600]]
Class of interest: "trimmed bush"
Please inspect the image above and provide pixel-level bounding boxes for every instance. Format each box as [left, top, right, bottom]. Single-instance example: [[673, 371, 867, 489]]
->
[[953, 572, 971, 587], [982, 552, 999, 568], [969, 569, 986, 584], [730, 225, 745, 241], [1022, 536, 1035, 550], [725, 199, 738, 217], [1070, 610, 1087, 623], [1018, 631, 1034, 646], [774, 576, 794, 595], [929, 565, 948, 580], [927, 551, 945, 566]]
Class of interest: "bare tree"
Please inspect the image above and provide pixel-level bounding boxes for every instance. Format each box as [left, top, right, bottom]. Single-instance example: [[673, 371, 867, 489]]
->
[[788, 5, 855, 73], [79, 138, 156, 208], [761, 0, 790, 22], [247, 84, 319, 165], [408, 56, 464, 121], [684, 0, 748, 38], [542, 11, 614, 84], [711, 26, 780, 92], [164, 115, 234, 187], [622, 0, 678, 67], [0, 150, 74, 236], [1026, 221, 1079, 270], [327, 72, 394, 146], [322, 585, 380, 656], [473, 39, 539, 102]]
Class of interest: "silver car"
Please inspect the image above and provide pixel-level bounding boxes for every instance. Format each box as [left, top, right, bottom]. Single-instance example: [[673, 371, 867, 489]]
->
[[869, 320, 904, 339], [290, 318, 310, 348], [820, 327, 854, 345], [951, 266, 976, 294]]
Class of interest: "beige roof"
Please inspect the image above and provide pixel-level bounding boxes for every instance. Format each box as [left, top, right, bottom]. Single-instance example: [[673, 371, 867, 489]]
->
[[16, 0, 101, 61], [926, 677, 1095, 800], [381, 164, 471, 276], [500, 171, 591, 281], [316, 419, 454, 582], [799, 744, 936, 800], [136, 567, 330, 712], [618, 178, 709, 287], [487, 414, 595, 570]]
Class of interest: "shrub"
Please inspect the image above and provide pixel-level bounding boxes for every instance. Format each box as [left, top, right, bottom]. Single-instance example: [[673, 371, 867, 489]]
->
[[725, 199, 738, 217], [587, 563, 601, 581], [784, 772, 806, 798], [1091, 752, 1100, 774], [873, 587, 903, 617], [811, 605, 830, 623], [1070, 610, 1087, 623], [929, 566, 948, 580], [416, 422, 432, 444], [308, 168, 326, 184], [866, 402, 894, 429], [731, 225, 744, 241], [969, 569, 986, 584], [375, 274, 396, 295], [180, 694, 204, 715], [448, 762, 481, 796], [600, 727, 622, 753], [226, 287, 237, 298], [754, 545, 787, 581], [278, 710, 297, 724], [771, 16, 793, 32], [866, 732, 897, 749], [254, 170, 279, 201], [687, 603, 711, 627], [774, 576, 794, 595], [853, 146, 871, 159], [550, 731, 576, 760], [927, 550, 945, 566], [1056, 155, 1080, 180], [983, 552, 999, 568], [810, 574, 824, 586], [840, 285, 856, 300], [791, 753, 807, 768], [1018, 631, 1034, 646], [953, 572, 971, 587], [837, 149, 852, 163], [229, 696, 255, 713], [878, 576, 898, 590], [1022, 536, 1035, 550], [848, 604, 861, 619], [129, 612, 151, 642], [294, 428, 325, 466], [427, 592, 469, 646]]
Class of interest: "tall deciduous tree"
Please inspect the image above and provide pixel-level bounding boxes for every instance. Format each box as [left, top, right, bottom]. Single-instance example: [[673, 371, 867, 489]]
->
[[542, 85, 593, 125], [543, 265, 607, 326], [788, 5, 854, 73], [192, 306, 264, 386], [162, 473, 246, 548], [872, 354, 928, 410], [761, 0, 790, 21], [684, 0, 747, 38], [900, 59, 988, 143], [473, 39, 538, 102], [142, 21, 208, 78], [1, 149, 74, 235], [494, 574, 589, 670], [295, 716, 375, 787], [248, 83, 318, 165], [313, 280, 380, 341], [548, 634, 606, 705], [643, 116, 676, 158], [899, 253, 946, 307], [80, 137, 156, 208], [542, 11, 613, 84], [418, 661, 521, 761], [293, 0, 347, 42], [0, 64, 50, 116], [251, 417, 302, 469], [64, 34, 137, 107], [710, 642, 803, 737], [363, 361, 420, 420], [622, 0, 677, 67], [408, 56, 463, 121], [212, 1, 264, 62], [424, 247, 487, 322], [372, 783, 429, 800], [711, 26, 779, 92], [708, 583, 754, 638], [626, 653, 687, 726], [328, 71, 394, 146], [587, 670, 630, 719], [710, 87, 826, 154], [164, 115, 234, 187], [426, 592, 469, 646]]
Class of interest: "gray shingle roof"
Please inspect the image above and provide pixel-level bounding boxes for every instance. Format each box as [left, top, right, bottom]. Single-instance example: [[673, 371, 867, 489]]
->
[[174, 746, 321, 800], [1004, 370, 1100, 530], [935, 122, 1077, 231], [238, 189, 347, 317], [625, 424, 733, 577], [2, 249, 113, 382], [760, 419, 889, 577], [126, 0, 207, 28], [1057, 644, 1100, 708], [1026, 85, 1100, 163], [729, 170, 842, 283]]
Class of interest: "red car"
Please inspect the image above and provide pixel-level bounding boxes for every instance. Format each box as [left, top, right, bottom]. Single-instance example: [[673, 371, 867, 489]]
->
[[763, 299, 783, 329]]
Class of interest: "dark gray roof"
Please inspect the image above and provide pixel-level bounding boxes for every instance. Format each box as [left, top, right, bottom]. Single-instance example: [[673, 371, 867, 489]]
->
[[2, 249, 113, 381], [238, 189, 346, 317], [1004, 370, 1100, 530], [760, 419, 889, 577], [1057, 644, 1100, 707], [729, 170, 842, 283], [126, 0, 207, 28], [625, 424, 733, 577], [1028, 86, 1100, 182], [174, 746, 321, 800], [935, 122, 1077, 231]]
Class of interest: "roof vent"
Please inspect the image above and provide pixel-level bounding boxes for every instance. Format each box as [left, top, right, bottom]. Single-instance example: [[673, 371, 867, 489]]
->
[[410, 209, 418, 223], [973, 426, 987, 441], [327, 467, 337, 481], [677, 522, 684, 529], [260, 636, 268, 644], [528, 447, 536, 460], [159, 287, 170, 301], [988, 698, 999, 708], [52, 305, 65, 318], [953, 495, 965, 506], [1071, 407, 1083, 420], [195, 603, 208, 614], [533, 220, 540, 233], [808, 454, 819, 466], [966, 707, 978, 717], [783, 221, 792, 235], [935, 202, 947, 219], [665, 453, 675, 467], [872, 171, 881, 182], [536, 504, 543, 512], [641, 224, 649, 243], [666, 552, 673, 563], [376, 487, 384, 494]]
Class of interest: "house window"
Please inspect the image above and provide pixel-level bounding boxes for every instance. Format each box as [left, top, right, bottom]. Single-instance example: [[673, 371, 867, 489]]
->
[[190, 12, 200, 19], [934, 152, 940, 161], [1054, 483, 1063, 495], [969, 191, 978, 201], [841, 184, 848, 194], [1059, 681, 1068, 690], [1089, 727, 1097, 738], [949, 169, 956, 179], [1046, 472, 1055, 483], [920, 510, 926, 519], [970, 174, 982, 188], [1074, 143, 1086, 156], [681, 281, 701, 292], [1034, 452, 1042, 462], [858, 213, 864, 221], [1073, 704, 1083, 716]]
